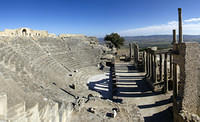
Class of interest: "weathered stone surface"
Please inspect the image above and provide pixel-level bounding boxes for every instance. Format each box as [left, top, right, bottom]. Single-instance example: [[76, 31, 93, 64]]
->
[[0, 93, 7, 120], [173, 42, 200, 122], [0, 27, 53, 37], [0, 32, 143, 121]]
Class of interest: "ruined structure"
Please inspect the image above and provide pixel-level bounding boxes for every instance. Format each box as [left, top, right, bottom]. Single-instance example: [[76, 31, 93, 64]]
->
[[0, 27, 56, 37], [0, 28, 143, 122], [145, 47, 173, 92], [0, 7, 199, 122], [133, 43, 139, 64], [172, 8, 200, 122], [142, 8, 200, 122]]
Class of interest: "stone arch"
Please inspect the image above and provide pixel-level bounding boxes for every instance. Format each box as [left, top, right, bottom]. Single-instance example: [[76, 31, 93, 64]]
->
[[22, 29, 27, 36]]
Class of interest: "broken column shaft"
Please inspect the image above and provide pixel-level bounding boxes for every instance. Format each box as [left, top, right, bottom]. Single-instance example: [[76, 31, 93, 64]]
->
[[172, 29, 177, 44], [178, 8, 183, 43]]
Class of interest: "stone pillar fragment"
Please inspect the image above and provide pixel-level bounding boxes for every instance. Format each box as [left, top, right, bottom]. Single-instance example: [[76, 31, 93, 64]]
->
[[172, 29, 177, 44]]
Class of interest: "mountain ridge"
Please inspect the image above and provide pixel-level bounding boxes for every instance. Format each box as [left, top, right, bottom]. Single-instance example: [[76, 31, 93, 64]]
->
[[98, 35, 200, 43]]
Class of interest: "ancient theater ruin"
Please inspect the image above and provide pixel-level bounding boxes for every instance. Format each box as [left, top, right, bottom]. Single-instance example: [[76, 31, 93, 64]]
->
[[0, 27, 143, 122], [0, 8, 200, 122]]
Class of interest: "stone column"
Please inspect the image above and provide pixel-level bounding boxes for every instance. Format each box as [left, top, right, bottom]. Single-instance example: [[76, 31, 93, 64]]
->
[[170, 54, 173, 80], [133, 43, 139, 64], [144, 51, 147, 73], [153, 54, 157, 83], [110, 59, 116, 99], [159, 54, 163, 82], [145, 51, 149, 77], [151, 53, 154, 80], [146, 52, 149, 77], [172, 29, 177, 44], [145, 52, 148, 76], [178, 8, 183, 43], [148, 53, 152, 79], [164, 53, 168, 93], [136, 44, 139, 62], [173, 63, 178, 98], [129, 43, 132, 60]]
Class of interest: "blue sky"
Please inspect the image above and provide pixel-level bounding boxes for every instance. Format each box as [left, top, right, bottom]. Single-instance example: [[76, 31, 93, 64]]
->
[[0, 0, 200, 37]]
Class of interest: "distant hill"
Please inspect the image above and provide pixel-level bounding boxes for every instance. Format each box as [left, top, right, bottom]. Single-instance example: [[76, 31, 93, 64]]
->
[[124, 35, 200, 42], [98, 35, 200, 49], [99, 35, 200, 42]]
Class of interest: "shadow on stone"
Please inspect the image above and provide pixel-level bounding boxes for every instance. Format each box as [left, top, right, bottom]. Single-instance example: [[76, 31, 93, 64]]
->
[[138, 97, 172, 109], [87, 78, 111, 99], [144, 107, 173, 122], [115, 78, 163, 98]]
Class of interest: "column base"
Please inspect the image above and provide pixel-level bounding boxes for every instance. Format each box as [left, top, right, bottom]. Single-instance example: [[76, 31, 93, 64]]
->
[[145, 77, 164, 92]]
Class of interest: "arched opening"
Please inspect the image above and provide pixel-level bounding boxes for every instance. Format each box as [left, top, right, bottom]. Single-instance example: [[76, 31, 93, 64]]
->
[[22, 29, 27, 36]]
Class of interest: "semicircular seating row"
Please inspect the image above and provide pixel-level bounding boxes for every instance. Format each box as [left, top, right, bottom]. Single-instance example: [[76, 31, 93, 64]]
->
[[34, 37, 102, 72], [0, 36, 103, 121]]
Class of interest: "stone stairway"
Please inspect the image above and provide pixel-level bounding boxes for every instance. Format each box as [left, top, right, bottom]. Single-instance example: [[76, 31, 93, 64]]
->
[[113, 62, 173, 122]]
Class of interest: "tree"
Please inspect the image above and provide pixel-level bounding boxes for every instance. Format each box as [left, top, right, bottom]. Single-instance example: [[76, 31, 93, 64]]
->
[[104, 33, 125, 49]]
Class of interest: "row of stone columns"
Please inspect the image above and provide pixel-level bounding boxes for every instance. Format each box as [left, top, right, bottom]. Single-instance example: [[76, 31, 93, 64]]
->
[[143, 8, 183, 93], [145, 49, 173, 93]]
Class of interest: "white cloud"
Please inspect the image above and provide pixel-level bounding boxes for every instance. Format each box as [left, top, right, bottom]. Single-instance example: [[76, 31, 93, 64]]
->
[[168, 21, 178, 26], [184, 18, 200, 23], [119, 18, 200, 36]]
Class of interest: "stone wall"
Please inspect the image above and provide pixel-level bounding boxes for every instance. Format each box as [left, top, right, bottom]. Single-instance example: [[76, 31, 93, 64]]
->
[[0, 28, 100, 40], [0, 93, 78, 122], [173, 42, 200, 122], [0, 27, 50, 37], [59, 34, 87, 39]]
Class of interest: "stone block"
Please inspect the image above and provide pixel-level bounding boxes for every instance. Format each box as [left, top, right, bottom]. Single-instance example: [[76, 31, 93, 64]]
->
[[0, 93, 7, 120]]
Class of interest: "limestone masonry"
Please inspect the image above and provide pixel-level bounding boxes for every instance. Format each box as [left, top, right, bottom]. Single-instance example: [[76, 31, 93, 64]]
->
[[0, 28, 143, 122], [0, 27, 95, 39], [0, 8, 199, 122]]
